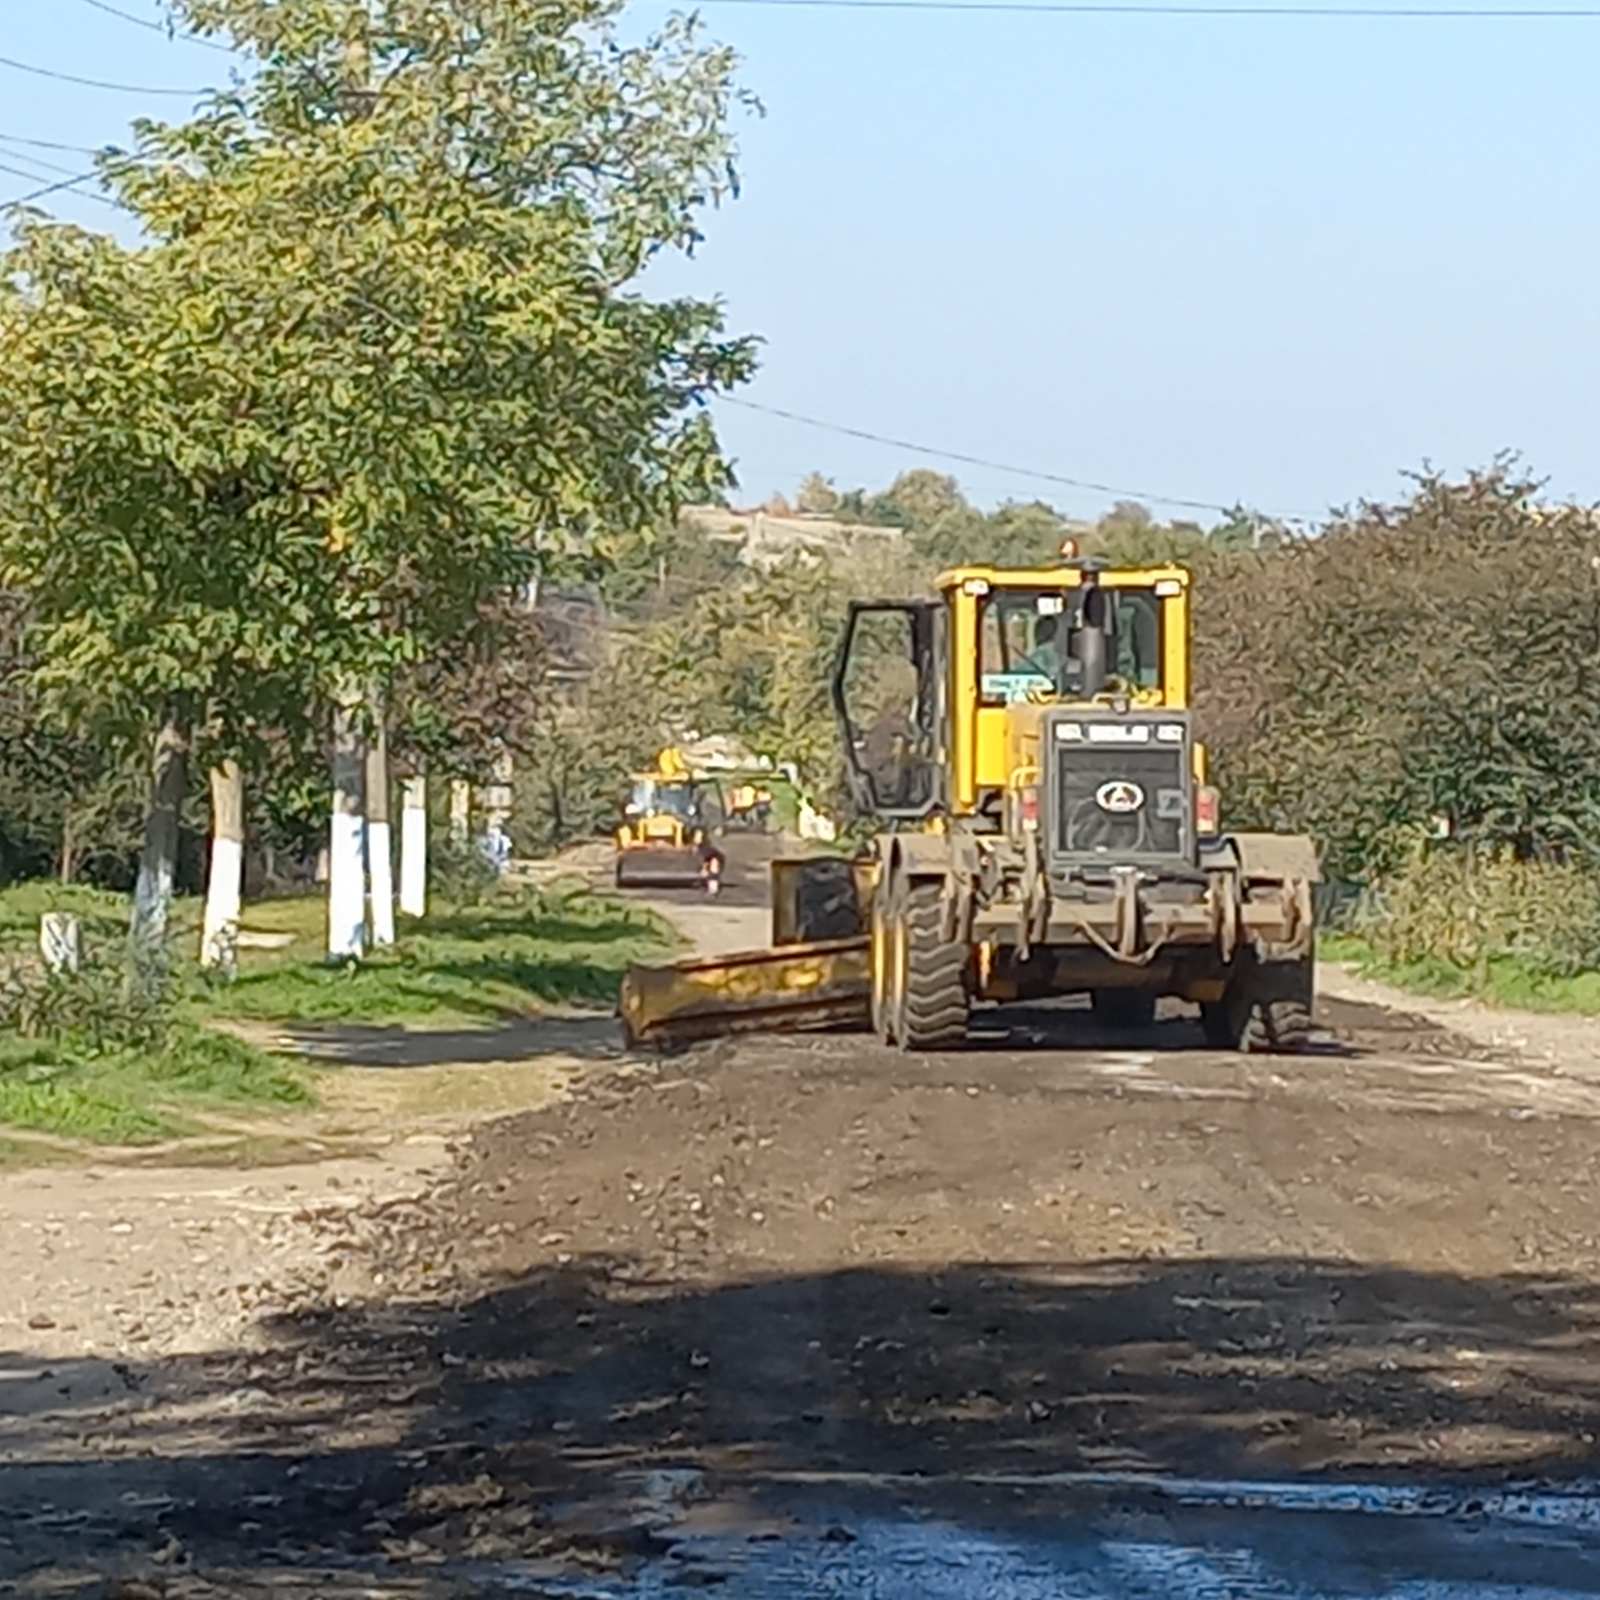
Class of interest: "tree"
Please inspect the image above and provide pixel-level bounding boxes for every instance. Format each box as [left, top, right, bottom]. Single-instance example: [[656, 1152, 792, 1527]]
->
[[0, 0, 756, 958], [796, 472, 840, 515], [1195, 465, 1600, 880], [870, 470, 967, 532]]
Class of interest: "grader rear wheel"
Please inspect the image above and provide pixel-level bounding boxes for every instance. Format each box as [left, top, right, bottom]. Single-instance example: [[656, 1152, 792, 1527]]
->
[[889, 881, 970, 1051], [1202, 952, 1314, 1053]]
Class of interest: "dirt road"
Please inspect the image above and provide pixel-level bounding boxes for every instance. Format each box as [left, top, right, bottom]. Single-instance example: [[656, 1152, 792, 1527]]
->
[[9, 835, 1600, 1596]]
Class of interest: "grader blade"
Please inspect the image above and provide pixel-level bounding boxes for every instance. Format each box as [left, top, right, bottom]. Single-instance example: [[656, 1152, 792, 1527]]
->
[[619, 936, 870, 1049]]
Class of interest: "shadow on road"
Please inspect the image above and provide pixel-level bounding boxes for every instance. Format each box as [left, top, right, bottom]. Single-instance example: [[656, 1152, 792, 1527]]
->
[[8, 1253, 1600, 1586]]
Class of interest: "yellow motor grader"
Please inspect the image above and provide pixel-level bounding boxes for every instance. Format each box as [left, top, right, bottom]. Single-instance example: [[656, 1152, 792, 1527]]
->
[[620, 549, 1318, 1051], [614, 747, 724, 894]]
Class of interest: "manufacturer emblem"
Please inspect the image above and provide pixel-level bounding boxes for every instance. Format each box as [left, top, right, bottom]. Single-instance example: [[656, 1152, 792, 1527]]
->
[[1095, 780, 1145, 814]]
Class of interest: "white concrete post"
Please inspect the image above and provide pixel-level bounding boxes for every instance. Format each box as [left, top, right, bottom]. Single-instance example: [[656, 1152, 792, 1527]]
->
[[449, 778, 471, 846], [40, 913, 81, 975]]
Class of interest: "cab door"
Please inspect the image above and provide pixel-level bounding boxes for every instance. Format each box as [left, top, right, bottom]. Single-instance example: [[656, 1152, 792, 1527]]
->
[[831, 600, 942, 820]]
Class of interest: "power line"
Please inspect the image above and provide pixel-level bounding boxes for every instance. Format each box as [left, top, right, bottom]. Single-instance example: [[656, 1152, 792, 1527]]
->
[[0, 162, 121, 211], [1, 165, 131, 211], [692, 0, 1600, 13], [0, 52, 205, 96], [720, 395, 1312, 520], [74, 0, 238, 53], [0, 144, 84, 180], [0, 159, 61, 188], [0, 133, 118, 157]]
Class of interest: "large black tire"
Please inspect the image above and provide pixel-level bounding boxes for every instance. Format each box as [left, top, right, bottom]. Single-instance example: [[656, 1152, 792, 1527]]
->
[[1202, 954, 1314, 1053], [891, 881, 970, 1051], [794, 858, 867, 942], [1091, 989, 1157, 1031]]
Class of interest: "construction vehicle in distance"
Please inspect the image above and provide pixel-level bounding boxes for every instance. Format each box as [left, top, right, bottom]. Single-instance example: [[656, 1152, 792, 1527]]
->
[[725, 779, 775, 832], [614, 747, 724, 894], [619, 547, 1318, 1050]]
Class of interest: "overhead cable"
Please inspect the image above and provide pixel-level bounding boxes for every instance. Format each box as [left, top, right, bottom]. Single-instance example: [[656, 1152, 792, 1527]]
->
[[721, 395, 1314, 521]]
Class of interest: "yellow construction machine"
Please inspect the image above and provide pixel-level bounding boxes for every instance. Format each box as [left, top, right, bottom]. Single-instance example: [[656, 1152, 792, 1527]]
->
[[620, 549, 1318, 1051], [614, 747, 724, 894], [725, 779, 775, 832]]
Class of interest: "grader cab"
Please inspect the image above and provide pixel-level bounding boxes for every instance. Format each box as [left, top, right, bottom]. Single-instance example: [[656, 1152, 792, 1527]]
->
[[619, 553, 1317, 1050]]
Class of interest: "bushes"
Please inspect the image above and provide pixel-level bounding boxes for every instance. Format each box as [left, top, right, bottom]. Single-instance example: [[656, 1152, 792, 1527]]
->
[[1353, 848, 1600, 982], [1196, 465, 1600, 883]]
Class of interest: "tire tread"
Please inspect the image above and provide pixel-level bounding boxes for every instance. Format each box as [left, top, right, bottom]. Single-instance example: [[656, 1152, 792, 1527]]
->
[[897, 882, 969, 1050]]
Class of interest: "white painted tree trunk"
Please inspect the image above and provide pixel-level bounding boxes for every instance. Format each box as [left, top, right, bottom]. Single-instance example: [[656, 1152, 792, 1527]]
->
[[366, 708, 396, 947], [400, 774, 427, 918], [327, 694, 366, 961], [129, 710, 189, 961], [201, 760, 245, 972]]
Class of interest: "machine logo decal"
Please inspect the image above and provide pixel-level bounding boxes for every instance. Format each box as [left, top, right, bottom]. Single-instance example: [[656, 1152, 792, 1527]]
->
[[1095, 780, 1146, 814]]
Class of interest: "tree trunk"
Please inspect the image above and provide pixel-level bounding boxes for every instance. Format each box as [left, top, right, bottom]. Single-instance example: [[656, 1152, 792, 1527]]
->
[[129, 709, 190, 961], [327, 691, 366, 961], [366, 703, 396, 947], [59, 808, 76, 886], [201, 760, 244, 972], [400, 774, 428, 918], [449, 778, 471, 846]]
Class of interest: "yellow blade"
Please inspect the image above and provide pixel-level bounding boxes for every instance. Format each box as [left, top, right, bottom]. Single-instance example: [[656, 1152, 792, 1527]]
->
[[619, 937, 871, 1048]]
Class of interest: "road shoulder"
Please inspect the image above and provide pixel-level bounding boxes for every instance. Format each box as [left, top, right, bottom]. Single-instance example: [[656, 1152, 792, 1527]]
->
[[1318, 958, 1600, 1077]]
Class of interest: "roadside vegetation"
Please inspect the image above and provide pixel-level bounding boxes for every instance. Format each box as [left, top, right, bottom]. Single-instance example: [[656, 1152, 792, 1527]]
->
[[206, 884, 675, 1027], [0, 878, 675, 1145], [1322, 850, 1600, 1015]]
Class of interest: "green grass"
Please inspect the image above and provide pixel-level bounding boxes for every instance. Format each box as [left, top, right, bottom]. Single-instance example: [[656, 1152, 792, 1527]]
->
[[0, 1025, 310, 1143], [204, 885, 677, 1025], [1323, 932, 1600, 1016], [0, 880, 154, 951], [0, 878, 676, 1147]]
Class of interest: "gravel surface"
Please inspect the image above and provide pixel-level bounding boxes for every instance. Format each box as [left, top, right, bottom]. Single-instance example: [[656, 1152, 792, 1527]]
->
[[8, 837, 1600, 1595]]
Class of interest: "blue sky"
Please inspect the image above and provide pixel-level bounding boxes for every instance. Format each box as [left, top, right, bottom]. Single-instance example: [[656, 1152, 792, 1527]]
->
[[6, 1, 1599, 522]]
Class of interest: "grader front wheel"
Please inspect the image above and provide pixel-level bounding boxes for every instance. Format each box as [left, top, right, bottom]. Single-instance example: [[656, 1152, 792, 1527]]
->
[[889, 881, 970, 1051]]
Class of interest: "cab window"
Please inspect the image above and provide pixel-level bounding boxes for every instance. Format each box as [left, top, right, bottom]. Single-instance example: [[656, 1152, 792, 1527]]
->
[[978, 586, 1163, 702], [1110, 590, 1162, 690], [979, 590, 1081, 704]]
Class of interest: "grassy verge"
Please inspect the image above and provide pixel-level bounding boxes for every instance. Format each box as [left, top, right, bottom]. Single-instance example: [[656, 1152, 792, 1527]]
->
[[204, 884, 677, 1025], [0, 878, 676, 1146], [1322, 932, 1600, 1016], [0, 1026, 310, 1143]]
